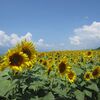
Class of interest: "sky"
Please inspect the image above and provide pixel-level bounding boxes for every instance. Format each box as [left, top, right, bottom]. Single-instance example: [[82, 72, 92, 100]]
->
[[0, 0, 100, 53]]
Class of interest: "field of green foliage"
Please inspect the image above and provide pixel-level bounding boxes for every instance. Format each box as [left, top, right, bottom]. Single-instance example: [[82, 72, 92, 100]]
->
[[0, 40, 100, 100]]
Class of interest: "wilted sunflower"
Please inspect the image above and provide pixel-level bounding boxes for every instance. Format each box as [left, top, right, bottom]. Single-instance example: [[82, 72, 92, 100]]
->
[[4, 48, 28, 72], [92, 66, 100, 79], [66, 70, 76, 83], [84, 71, 93, 81], [17, 40, 37, 68]]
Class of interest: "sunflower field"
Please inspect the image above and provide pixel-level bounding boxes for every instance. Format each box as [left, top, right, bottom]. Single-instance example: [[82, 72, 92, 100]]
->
[[0, 40, 100, 100]]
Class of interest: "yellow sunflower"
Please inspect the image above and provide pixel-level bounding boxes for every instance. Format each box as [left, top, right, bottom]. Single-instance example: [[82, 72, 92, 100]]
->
[[4, 48, 29, 72], [0, 57, 7, 71], [92, 66, 100, 79], [0, 62, 7, 71], [83, 51, 93, 58], [17, 40, 37, 68], [58, 61, 67, 76], [42, 60, 48, 67], [84, 71, 93, 81], [47, 64, 52, 75], [66, 70, 76, 83], [39, 59, 43, 64], [58, 60, 71, 76]]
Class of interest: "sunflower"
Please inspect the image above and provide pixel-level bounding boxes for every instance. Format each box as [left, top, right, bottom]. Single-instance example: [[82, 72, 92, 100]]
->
[[84, 71, 93, 81], [0, 57, 7, 71], [42, 60, 49, 68], [83, 51, 93, 58], [0, 62, 7, 71], [58, 61, 67, 75], [4, 48, 28, 72], [58, 60, 71, 76], [47, 64, 52, 75], [92, 66, 100, 79], [17, 40, 37, 68], [66, 70, 76, 83]]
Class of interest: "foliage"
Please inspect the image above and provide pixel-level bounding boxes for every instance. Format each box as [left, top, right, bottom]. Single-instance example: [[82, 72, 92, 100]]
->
[[0, 40, 100, 100]]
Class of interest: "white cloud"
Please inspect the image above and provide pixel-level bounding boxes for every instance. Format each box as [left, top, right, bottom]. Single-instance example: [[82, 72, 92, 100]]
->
[[69, 21, 100, 49], [0, 31, 10, 46], [10, 33, 21, 46], [69, 36, 80, 45], [0, 31, 32, 47], [36, 38, 54, 48], [21, 32, 32, 41], [0, 31, 56, 52], [35, 38, 54, 51], [35, 38, 66, 51], [1, 21, 100, 52], [36, 38, 44, 46]]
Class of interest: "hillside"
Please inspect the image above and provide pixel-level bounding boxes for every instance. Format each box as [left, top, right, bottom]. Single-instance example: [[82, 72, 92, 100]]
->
[[96, 47, 100, 50]]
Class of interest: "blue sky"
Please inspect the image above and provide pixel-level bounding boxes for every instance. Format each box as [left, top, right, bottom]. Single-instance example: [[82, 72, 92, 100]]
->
[[0, 0, 100, 52]]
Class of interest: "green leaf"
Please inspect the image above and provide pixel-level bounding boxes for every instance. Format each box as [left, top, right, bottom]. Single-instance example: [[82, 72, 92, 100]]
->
[[52, 87, 67, 97], [29, 81, 45, 91], [0, 77, 11, 96], [74, 90, 84, 100], [0, 69, 9, 77], [72, 67, 83, 75], [71, 83, 77, 88], [30, 96, 39, 100], [29, 85, 38, 91], [80, 82, 86, 86], [87, 83, 99, 92], [42, 92, 54, 100], [83, 90, 92, 97], [97, 92, 100, 100], [21, 84, 28, 93]]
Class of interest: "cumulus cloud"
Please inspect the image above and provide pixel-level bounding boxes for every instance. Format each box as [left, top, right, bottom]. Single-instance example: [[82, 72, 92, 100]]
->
[[69, 21, 100, 49], [35, 38, 66, 51], [21, 32, 32, 41], [35, 38, 54, 51], [10, 34, 21, 46], [69, 36, 80, 45], [0, 31, 10, 46], [1, 21, 100, 52], [0, 31, 32, 47], [0, 30, 56, 52]]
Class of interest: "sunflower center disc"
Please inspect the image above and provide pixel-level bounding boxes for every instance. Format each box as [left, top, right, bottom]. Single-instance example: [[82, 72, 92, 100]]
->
[[10, 53, 23, 66]]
